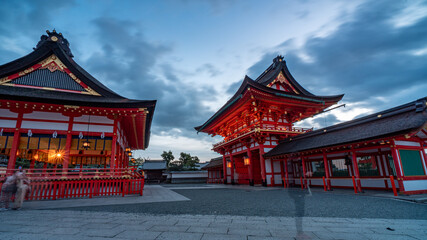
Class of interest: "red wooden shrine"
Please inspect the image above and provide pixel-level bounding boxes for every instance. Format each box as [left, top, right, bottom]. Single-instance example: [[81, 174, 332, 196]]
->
[[198, 56, 427, 195], [196, 56, 343, 186], [0, 30, 156, 199]]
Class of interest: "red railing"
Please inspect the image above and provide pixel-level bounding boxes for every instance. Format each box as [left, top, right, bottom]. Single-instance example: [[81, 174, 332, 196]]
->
[[207, 178, 224, 184], [0, 167, 141, 180], [0, 167, 144, 201], [213, 126, 313, 147]]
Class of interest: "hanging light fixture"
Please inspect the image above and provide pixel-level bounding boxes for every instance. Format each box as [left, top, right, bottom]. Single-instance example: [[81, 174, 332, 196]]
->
[[82, 140, 91, 150], [244, 156, 250, 166], [125, 147, 131, 152]]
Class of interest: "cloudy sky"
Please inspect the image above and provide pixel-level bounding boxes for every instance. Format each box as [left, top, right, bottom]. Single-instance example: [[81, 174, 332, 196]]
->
[[0, 0, 426, 162]]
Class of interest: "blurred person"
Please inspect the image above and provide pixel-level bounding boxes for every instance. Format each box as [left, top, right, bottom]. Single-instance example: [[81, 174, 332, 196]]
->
[[0, 171, 18, 210], [13, 169, 30, 210]]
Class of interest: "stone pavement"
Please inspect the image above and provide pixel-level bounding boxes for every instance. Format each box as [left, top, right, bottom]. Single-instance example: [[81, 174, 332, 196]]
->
[[20, 185, 190, 210], [1, 184, 427, 239], [0, 210, 426, 240]]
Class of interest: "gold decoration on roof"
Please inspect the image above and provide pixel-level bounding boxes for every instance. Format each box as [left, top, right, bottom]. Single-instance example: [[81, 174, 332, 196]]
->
[[0, 54, 101, 96]]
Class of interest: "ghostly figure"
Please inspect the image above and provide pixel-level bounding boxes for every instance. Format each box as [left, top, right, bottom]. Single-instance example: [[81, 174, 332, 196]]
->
[[13, 170, 30, 210]]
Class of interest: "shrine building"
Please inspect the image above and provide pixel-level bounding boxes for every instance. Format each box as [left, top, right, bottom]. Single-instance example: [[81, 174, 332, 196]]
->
[[197, 56, 427, 194], [196, 56, 343, 186], [0, 30, 155, 199]]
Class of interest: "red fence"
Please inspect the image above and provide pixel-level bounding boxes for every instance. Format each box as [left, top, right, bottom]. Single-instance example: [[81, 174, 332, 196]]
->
[[0, 178, 144, 201], [0, 167, 145, 201]]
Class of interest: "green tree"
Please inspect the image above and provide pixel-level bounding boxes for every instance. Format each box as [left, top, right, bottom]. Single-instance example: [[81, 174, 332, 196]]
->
[[179, 152, 200, 170], [161, 150, 174, 167]]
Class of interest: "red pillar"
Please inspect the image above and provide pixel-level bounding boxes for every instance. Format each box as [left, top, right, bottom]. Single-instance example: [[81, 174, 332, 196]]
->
[[279, 160, 285, 186], [259, 146, 267, 186], [110, 118, 118, 171], [247, 149, 254, 186], [230, 153, 235, 184], [391, 143, 405, 192], [323, 151, 331, 190], [62, 116, 74, 174], [7, 112, 23, 173], [222, 154, 227, 184], [284, 158, 289, 188], [351, 149, 362, 193]]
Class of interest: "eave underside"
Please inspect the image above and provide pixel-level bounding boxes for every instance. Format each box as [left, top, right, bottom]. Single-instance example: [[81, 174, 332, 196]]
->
[[0, 96, 156, 150], [196, 77, 342, 133]]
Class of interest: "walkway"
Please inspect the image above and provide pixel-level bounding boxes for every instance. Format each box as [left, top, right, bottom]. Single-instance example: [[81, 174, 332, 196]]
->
[[1, 210, 426, 239], [0, 184, 426, 239]]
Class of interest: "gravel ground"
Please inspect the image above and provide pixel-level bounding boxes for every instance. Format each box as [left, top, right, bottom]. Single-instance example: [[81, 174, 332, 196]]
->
[[57, 187, 427, 219]]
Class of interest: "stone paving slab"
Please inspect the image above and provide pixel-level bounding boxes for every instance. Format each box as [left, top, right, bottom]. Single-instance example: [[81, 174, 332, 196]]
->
[[1, 210, 426, 240], [20, 185, 190, 210]]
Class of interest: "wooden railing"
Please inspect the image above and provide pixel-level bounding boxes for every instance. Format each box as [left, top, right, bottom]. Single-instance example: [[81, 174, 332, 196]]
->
[[213, 126, 313, 148], [0, 167, 144, 201]]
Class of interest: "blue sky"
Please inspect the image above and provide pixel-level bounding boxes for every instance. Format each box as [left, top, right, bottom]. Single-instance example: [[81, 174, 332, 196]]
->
[[1, 0, 426, 162]]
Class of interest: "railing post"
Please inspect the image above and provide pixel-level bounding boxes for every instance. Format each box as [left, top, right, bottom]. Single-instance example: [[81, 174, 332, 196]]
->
[[52, 182, 57, 200], [89, 180, 93, 198], [322, 176, 327, 192], [140, 179, 143, 196], [300, 177, 303, 189], [390, 175, 398, 196], [352, 176, 358, 194]]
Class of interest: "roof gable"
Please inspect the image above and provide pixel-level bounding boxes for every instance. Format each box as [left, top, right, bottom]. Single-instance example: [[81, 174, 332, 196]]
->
[[266, 72, 299, 94], [255, 56, 316, 97], [0, 30, 124, 99], [0, 54, 100, 96]]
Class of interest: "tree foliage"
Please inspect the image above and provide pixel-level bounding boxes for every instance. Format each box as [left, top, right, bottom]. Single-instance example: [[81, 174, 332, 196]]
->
[[168, 152, 200, 171], [161, 150, 174, 167]]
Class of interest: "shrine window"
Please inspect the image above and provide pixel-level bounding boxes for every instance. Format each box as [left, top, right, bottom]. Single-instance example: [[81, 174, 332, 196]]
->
[[0, 132, 14, 166], [331, 159, 349, 177], [357, 156, 379, 176], [386, 154, 397, 176], [399, 149, 426, 176], [17, 133, 67, 168], [310, 161, 326, 177], [71, 135, 112, 151]]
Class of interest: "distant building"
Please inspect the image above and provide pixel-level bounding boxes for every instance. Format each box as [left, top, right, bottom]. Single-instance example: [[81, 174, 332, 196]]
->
[[195, 162, 209, 170], [141, 160, 167, 183], [202, 157, 223, 183]]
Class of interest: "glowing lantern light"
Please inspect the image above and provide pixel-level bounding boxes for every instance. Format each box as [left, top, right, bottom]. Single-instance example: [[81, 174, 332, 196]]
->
[[244, 156, 250, 166], [82, 140, 90, 150], [227, 162, 232, 168]]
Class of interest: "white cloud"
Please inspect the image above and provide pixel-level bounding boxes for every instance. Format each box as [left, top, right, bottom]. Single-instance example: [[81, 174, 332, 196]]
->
[[390, 1, 427, 28]]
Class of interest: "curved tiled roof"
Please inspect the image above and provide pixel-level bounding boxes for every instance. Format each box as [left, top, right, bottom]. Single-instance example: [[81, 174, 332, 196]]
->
[[265, 97, 427, 157]]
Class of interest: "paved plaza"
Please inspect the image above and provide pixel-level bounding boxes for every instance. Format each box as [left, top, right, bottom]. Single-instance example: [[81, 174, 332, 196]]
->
[[0, 184, 426, 240]]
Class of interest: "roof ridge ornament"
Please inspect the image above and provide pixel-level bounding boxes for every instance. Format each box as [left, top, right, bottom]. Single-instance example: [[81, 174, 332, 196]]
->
[[34, 29, 74, 58], [272, 55, 284, 69]]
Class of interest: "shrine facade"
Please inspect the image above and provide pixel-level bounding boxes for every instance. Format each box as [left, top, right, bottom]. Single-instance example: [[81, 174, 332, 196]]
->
[[196, 56, 343, 186], [197, 56, 427, 194], [0, 30, 156, 199]]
